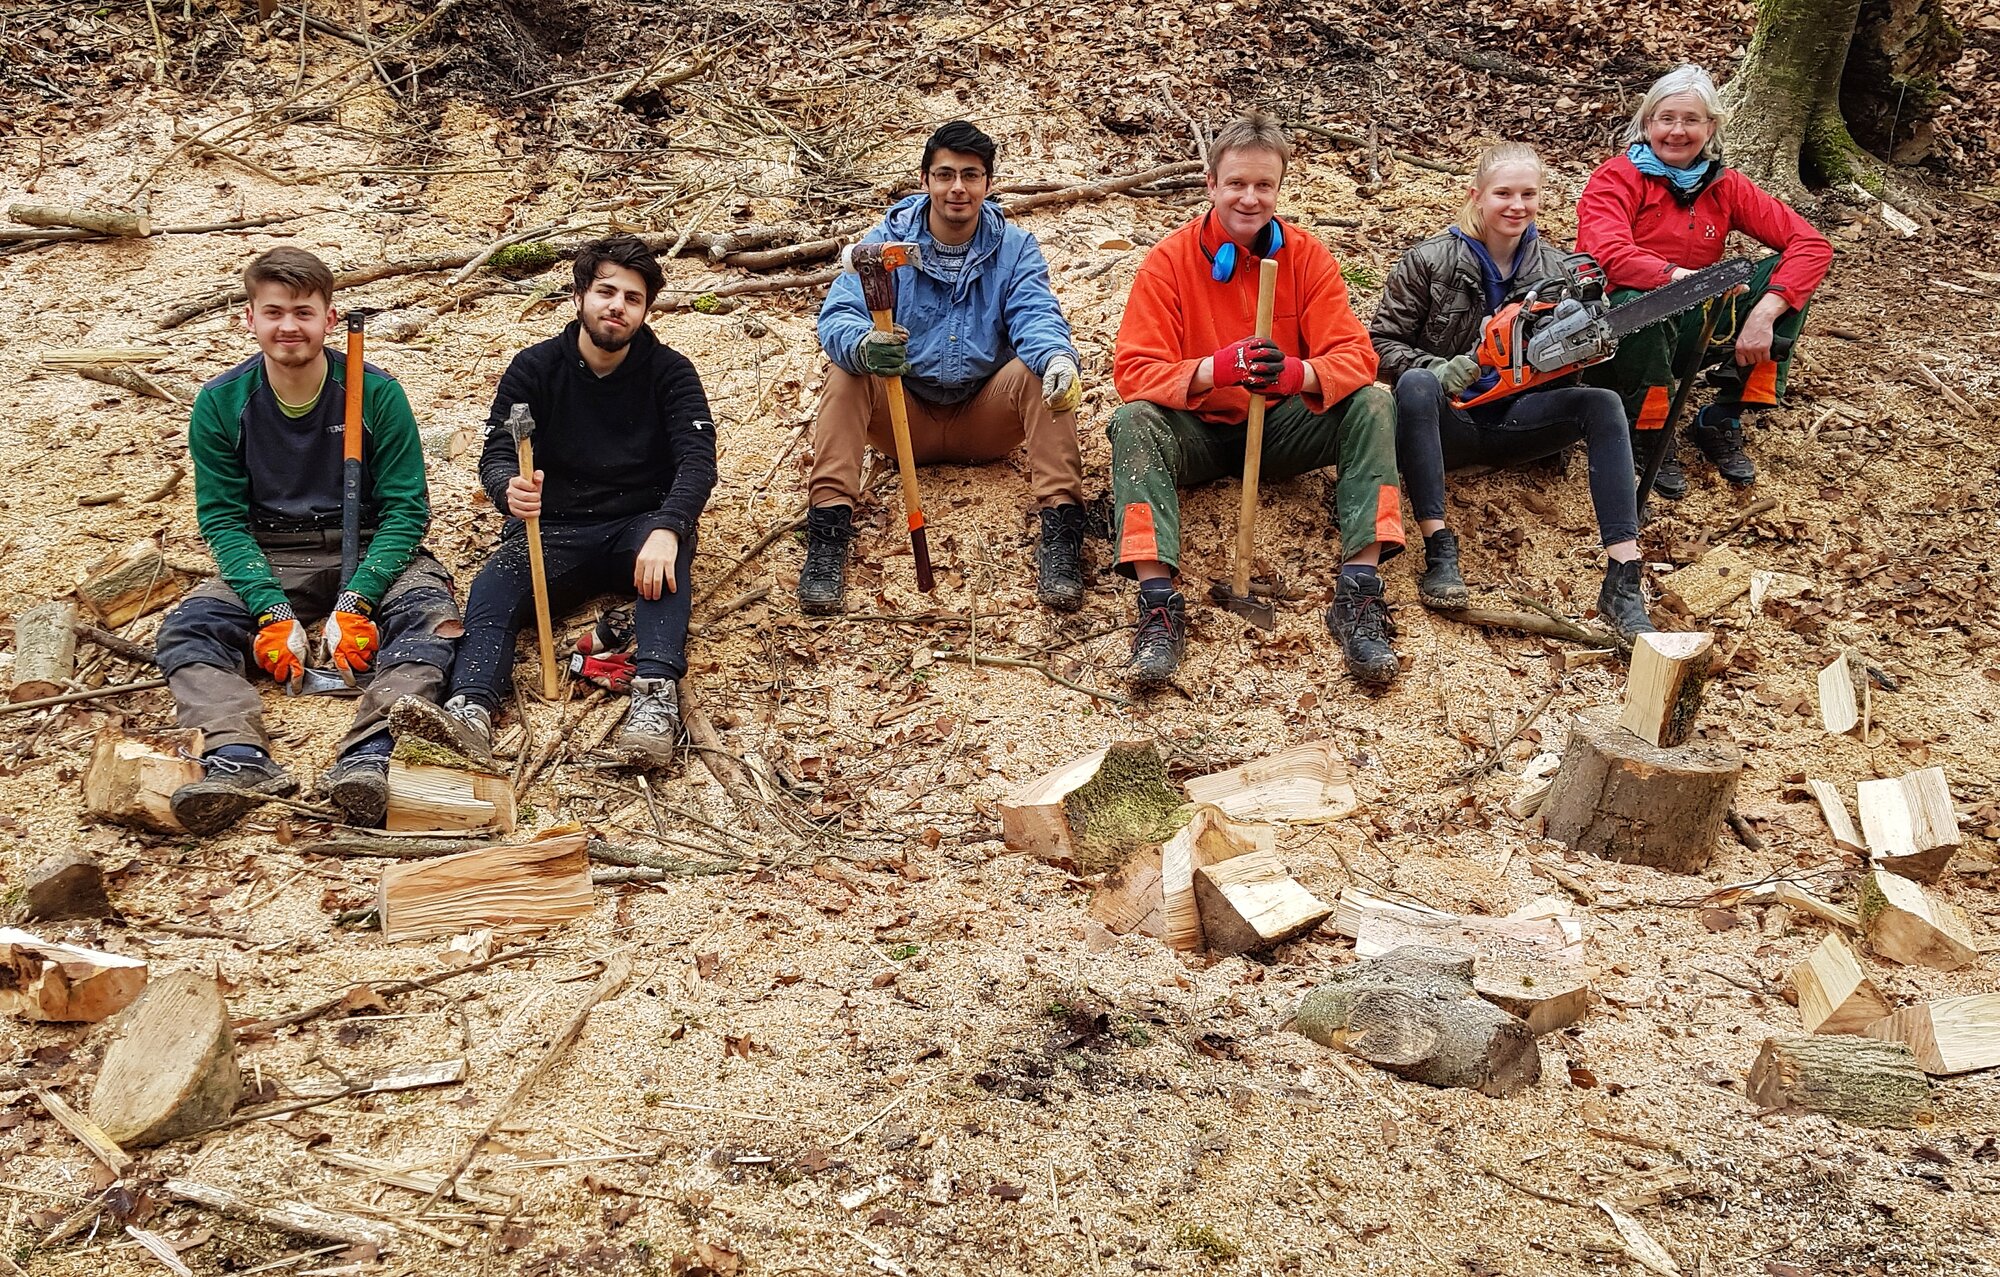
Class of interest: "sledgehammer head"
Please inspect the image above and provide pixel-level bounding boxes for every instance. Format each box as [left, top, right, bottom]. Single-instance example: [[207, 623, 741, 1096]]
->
[[840, 241, 921, 311]]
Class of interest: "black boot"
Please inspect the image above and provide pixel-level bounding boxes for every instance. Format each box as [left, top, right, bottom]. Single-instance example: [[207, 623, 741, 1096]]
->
[[1416, 528, 1469, 610], [1126, 585, 1186, 688], [1596, 557, 1657, 639], [798, 504, 855, 616], [1325, 572, 1400, 687], [1036, 504, 1088, 612], [321, 750, 390, 827], [1691, 407, 1756, 486], [1634, 431, 1686, 501], [170, 751, 298, 836]]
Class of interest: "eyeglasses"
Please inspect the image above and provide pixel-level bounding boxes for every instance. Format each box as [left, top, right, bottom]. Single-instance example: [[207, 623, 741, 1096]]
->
[[926, 167, 989, 186], [1651, 112, 1711, 128]]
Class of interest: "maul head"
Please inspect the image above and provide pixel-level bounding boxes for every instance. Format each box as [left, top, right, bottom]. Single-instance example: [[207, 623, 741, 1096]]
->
[[493, 401, 535, 441], [841, 241, 921, 311], [343, 307, 383, 332]]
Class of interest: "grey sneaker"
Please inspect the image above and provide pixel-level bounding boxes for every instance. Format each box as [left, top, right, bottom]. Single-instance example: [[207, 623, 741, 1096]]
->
[[389, 694, 495, 767], [170, 752, 299, 835], [617, 677, 682, 765]]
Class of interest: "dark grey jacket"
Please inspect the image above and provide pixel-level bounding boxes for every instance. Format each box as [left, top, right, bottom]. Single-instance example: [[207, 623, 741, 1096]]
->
[[1369, 230, 1574, 388]]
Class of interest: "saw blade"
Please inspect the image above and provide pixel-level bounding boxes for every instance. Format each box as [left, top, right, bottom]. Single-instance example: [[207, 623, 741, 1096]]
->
[[1604, 258, 1759, 339]]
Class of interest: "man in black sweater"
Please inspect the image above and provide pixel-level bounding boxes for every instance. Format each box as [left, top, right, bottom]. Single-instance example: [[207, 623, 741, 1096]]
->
[[400, 235, 717, 763]]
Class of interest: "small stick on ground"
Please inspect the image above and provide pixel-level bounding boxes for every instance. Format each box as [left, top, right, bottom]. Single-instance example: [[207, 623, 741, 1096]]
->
[[929, 650, 1131, 707], [1726, 809, 1767, 852], [0, 677, 168, 715], [235, 943, 549, 1035]]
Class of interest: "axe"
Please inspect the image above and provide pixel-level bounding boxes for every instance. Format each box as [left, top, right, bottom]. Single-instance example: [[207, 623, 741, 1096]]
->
[[496, 402, 559, 698], [1209, 258, 1281, 629], [841, 241, 934, 592]]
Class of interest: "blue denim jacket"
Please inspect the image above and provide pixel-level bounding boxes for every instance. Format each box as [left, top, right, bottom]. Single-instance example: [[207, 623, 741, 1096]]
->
[[818, 194, 1078, 406]]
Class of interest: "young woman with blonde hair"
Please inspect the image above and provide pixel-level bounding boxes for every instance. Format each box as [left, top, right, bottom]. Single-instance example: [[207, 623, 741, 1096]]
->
[[1371, 142, 1655, 638]]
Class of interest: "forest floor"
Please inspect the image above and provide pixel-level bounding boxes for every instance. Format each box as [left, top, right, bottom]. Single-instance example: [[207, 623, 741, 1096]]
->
[[3, 2, 2000, 1275]]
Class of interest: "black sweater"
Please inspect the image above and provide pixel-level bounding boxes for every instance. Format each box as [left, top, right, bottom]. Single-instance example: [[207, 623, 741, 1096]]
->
[[479, 322, 717, 539]]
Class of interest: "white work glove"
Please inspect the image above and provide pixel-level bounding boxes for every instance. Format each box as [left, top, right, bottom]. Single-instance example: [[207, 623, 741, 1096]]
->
[[1042, 355, 1082, 413], [1432, 354, 1482, 396]]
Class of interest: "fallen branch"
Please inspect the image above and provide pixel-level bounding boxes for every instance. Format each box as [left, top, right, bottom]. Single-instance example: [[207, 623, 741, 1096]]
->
[[234, 943, 549, 1035], [7, 202, 149, 237], [77, 364, 186, 405], [680, 684, 776, 833], [1455, 683, 1561, 779], [1437, 607, 1624, 651], [929, 649, 1131, 707], [0, 213, 300, 247], [160, 251, 480, 329], [1288, 121, 1462, 175], [419, 954, 631, 1212], [0, 678, 168, 715], [164, 1178, 397, 1249], [1706, 496, 1779, 543]]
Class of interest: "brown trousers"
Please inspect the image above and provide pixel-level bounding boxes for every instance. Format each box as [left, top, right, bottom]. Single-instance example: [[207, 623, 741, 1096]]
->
[[806, 359, 1085, 510]]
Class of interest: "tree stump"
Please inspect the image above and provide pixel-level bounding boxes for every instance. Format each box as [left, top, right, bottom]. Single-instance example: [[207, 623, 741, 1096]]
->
[[1293, 946, 1541, 1097], [1541, 706, 1741, 873], [1747, 1035, 1932, 1128], [90, 971, 241, 1147], [10, 599, 79, 702]]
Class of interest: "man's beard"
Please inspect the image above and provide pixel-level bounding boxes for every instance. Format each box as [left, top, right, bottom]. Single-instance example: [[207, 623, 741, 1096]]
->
[[582, 314, 636, 353], [263, 341, 321, 368]]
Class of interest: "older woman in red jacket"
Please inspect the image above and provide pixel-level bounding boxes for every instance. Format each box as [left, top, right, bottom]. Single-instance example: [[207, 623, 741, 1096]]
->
[[1578, 64, 1832, 499]]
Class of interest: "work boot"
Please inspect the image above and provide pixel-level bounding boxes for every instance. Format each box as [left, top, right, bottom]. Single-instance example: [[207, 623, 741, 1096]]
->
[[321, 752, 390, 828], [1035, 504, 1088, 612], [798, 504, 855, 616], [170, 751, 298, 836], [1596, 558, 1658, 640], [1126, 586, 1187, 689], [1691, 407, 1757, 486], [1416, 529, 1469, 611], [616, 677, 682, 766], [390, 694, 495, 768], [1325, 572, 1400, 688], [1634, 432, 1687, 501]]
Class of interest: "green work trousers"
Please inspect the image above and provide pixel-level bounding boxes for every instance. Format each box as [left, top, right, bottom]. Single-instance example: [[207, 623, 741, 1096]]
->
[[1104, 386, 1403, 577], [1585, 253, 1809, 432]]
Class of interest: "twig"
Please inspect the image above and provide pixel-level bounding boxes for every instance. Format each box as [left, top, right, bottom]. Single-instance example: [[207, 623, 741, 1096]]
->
[[419, 955, 632, 1212], [679, 683, 775, 833], [163, 1179, 396, 1249], [1707, 496, 1778, 542], [693, 513, 804, 607], [1724, 809, 1767, 852], [76, 364, 185, 405], [31, 1087, 131, 1175], [1475, 1163, 1588, 1209], [1288, 121, 1462, 175], [686, 584, 772, 637], [837, 1092, 909, 1146], [160, 251, 482, 329], [0, 677, 167, 714], [928, 649, 1131, 707], [140, 465, 187, 503], [235, 943, 549, 1034], [1457, 684, 1560, 779], [75, 621, 157, 666]]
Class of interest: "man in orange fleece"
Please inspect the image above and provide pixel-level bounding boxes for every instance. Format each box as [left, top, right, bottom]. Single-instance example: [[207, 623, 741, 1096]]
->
[[1109, 113, 1404, 688]]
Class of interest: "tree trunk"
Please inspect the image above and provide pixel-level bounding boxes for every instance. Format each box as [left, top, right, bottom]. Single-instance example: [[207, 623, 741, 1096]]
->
[[1840, 0, 1964, 162], [1723, 0, 1868, 195]]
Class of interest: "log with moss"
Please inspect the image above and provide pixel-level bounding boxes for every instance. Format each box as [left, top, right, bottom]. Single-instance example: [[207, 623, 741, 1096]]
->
[[999, 742, 1190, 873], [1748, 1034, 1932, 1127]]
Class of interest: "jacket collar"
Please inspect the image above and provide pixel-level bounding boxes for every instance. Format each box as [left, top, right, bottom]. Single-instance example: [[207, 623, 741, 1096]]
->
[[562, 318, 657, 381], [884, 192, 1005, 282]]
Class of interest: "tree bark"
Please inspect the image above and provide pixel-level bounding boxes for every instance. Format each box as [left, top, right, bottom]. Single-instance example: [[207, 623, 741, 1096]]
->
[[1840, 0, 1963, 162], [1723, 0, 1869, 195]]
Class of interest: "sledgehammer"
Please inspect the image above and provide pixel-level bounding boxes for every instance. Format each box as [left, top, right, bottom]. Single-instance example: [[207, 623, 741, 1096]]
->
[[841, 241, 934, 593]]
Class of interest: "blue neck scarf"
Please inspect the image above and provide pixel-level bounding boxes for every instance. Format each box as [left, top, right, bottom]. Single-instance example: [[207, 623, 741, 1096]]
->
[[1627, 142, 1711, 193], [1449, 224, 1539, 316]]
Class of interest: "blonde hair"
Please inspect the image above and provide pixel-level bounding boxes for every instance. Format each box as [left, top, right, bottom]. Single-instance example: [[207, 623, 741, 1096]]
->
[[1457, 142, 1545, 237], [1625, 64, 1728, 160], [1207, 112, 1293, 178]]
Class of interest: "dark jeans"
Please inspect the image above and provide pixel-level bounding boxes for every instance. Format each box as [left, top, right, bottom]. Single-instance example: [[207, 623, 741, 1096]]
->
[[451, 513, 697, 711], [1393, 370, 1639, 547]]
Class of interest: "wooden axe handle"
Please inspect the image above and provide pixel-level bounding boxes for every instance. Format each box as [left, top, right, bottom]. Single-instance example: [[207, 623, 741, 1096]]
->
[[869, 305, 934, 593], [1231, 259, 1281, 599], [516, 437, 559, 698]]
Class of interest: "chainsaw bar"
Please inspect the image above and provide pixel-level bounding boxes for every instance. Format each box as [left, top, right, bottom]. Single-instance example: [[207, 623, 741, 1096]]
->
[[1604, 258, 1758, 340]]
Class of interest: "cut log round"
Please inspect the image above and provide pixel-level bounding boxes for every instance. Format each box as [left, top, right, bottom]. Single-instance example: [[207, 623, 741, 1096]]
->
[[1541, 706, 1741, 873], [0, 928, 148, 1023], [76, 539, 191, 628], [90, 971, 241, 1146], [1293, 945, 1541, 1097], [999, 741, 1186, 873], [10, 599, 79, 702], [83, 725, 205, 833], [1747, 1034, 1932, 1128], [17, 849, 112, 922]]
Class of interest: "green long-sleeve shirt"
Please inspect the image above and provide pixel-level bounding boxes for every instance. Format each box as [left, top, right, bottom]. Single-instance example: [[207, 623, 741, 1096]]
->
[[188, 349, 430, 617]]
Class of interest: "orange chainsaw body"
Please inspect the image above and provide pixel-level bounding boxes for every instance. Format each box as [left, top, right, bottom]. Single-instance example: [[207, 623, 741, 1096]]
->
[[1455, 297, 1614, 410]]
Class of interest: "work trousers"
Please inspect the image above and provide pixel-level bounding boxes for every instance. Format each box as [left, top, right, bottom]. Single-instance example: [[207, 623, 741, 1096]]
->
[[153, 537, 459, 755], [1585, 253, 1808, 432], [450, 513, 697, 712], [806, 359, 1085, 510], [1393, 371, 1640, 547], [1105, 386, 1403, 577]]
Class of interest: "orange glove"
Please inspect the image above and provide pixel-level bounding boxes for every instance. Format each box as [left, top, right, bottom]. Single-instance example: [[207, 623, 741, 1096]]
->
[[321, 592, 379, 677], [253, 607, 309, 683]]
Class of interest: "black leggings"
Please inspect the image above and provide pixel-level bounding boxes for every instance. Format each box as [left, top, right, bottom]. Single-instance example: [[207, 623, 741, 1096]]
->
[[1393, 369, 1639, 547]]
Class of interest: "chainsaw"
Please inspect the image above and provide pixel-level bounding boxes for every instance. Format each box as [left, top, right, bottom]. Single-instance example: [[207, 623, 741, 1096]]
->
[[1454, 254, 1758, 409]]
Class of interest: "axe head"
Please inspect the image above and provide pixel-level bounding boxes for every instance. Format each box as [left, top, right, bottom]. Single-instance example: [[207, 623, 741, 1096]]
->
[[285, 667, 366, 698], [1207, 580, 1277, 629], [841, 241, 921, 312], [493, 401, 535, 442]]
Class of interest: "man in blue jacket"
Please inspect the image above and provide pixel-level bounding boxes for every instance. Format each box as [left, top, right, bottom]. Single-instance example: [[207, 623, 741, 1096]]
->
[[801, 120, 1087, 614]]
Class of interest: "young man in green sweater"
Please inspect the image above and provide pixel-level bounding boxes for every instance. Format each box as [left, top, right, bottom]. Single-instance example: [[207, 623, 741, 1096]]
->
[[156, 248, 460, 833]]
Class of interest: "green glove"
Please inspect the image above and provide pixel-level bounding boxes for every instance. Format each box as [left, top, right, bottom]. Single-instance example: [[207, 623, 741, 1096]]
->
[[857, 326, 912, 378], [1433, 354, 1482, 396]]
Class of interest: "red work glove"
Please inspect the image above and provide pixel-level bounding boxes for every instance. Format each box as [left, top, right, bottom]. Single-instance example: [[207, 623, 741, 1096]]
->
[[1245, 355, 1306, 399], [321, 591, 379, 677], [569, 650, 634, 692], [253, 605, 309, 684], [1211, 336, 1285, 389]]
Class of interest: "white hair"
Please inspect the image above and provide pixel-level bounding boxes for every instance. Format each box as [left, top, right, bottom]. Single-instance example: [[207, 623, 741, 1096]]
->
[[1625, 64, 1728, 160]]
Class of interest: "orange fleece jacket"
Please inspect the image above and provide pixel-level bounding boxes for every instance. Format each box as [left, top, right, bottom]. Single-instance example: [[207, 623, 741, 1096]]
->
[[1112, 214, 1379, 426]]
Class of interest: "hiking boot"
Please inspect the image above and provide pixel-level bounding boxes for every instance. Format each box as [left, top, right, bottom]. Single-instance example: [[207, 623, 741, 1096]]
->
[[1416, 528, 1469, 610], [170, 752, 298, 836], [1691, 407, 1756, 486], [390, 694, 495, 767], [1126, 587, 1187, 689], [321, 752, 390, 828], [1325, 572, 1400, 687], [1634, 434, 1687, 502], [1036, 504, 1088, 612], [616, 677, 682, 765], [798, 504, 855, 616], [1596, 558, 1658, 640]]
